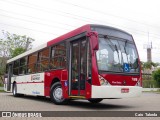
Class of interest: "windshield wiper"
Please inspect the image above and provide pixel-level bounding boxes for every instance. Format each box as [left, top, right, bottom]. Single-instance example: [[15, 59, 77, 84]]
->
[[104, 35, 116, 52], [114, 44, 121, 64], [124, 40, 129, 64], [104, 35, 121, 70]]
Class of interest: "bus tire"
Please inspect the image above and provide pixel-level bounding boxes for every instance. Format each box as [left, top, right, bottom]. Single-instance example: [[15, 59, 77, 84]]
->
[[13, 83, 19, 97], [88, 98, 103, 103], [50, 82, 67, 105]]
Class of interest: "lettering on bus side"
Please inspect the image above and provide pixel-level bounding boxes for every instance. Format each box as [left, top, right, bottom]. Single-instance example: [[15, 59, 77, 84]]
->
[[32, 91, 40, 94], [31, 74, 40, 81]]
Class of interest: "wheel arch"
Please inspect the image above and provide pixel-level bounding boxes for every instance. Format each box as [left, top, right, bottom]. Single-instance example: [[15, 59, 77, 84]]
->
[[49, 78, 67, 104], [50, 77, 61, 89]]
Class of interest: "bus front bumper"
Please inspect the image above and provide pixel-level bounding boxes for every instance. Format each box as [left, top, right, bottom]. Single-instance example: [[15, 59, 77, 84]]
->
[[91, 85, 142, 98]]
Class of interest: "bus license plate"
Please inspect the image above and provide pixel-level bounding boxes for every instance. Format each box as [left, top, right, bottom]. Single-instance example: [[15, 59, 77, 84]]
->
[[121, 88, 129, 93]]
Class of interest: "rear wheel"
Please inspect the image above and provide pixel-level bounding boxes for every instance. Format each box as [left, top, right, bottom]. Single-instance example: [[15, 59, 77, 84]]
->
[[13, 83, 18, 97], [50, 82, 67, 105], [88, 98, 103, 103], [13, 83, 23, 97]]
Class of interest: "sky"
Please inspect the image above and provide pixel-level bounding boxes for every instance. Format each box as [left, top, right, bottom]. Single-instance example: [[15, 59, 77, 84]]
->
[[0, 0, 160, 62]]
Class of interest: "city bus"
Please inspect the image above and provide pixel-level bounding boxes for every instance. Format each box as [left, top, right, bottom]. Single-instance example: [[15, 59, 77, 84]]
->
[[4, 24, 142, 104]]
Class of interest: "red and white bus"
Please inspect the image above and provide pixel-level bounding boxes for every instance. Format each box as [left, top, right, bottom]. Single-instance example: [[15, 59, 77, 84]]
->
[[4, 24, 142, 104]]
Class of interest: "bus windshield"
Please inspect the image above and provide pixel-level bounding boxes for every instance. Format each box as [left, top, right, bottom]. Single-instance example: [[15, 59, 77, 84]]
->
[[96, 36, 139, 74]]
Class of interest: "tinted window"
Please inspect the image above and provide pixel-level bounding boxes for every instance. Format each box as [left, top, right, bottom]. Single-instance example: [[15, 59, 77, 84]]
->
[[13, 60, 19, 75], [50, 43, 66, 69], [96, 37, 139, 73], [19, 57, 27, 74], [37, 48, 49, 72], [27, 53, 37, 73]]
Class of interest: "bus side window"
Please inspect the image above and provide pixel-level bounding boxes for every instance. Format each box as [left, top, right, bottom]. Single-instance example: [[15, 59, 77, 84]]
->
[[13, 60, 19, 75], [37, 48, 49, 72], [4, 65, 9, 80], [50, 43, 66, 69], [28, 53, 37, 73], [19, 57, 27, 75], [5, 64, 8, 74]]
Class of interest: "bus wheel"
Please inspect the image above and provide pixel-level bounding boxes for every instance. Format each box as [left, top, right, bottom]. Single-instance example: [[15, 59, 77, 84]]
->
[[88, 98, 103, 103], [50, 82, 67, 105], [13, 83, 18, 97]]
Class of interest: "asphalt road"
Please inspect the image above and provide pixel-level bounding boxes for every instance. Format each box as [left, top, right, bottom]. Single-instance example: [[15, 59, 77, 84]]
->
[[0, 92, 160, 120]]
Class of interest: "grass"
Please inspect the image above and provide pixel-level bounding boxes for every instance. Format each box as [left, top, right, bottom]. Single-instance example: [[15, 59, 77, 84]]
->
[[143, 90, 160, 94], [142, 80, 159, 88], [0, 90, 4, 92], [0, 84, 4, 92], [156, 89, 160, 94]]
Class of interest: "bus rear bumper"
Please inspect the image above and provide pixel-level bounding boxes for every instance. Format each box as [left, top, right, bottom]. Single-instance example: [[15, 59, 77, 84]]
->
[[91, 85, 142, 98]]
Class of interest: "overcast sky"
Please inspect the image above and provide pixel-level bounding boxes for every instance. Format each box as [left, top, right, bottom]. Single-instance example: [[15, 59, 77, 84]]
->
[[0, 0, 160, 62]]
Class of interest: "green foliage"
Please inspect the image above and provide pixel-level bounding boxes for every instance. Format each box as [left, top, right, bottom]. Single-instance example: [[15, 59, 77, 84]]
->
[[152, 69, 160, 87], [142, 80, 159, 88], [0, 90, 4, 92], [141, 61, 158, 70], [0, 31, 34, 80], [0, 57, 7, 77], [11, 47, 26, 58], [0, 30, 35, 58], [0, 83, 3, 87], [142, 73, 152, 80]]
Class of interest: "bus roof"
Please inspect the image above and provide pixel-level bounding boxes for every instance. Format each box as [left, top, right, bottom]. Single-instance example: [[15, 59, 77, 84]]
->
[[7, 24, 91, 63], [7, 24, 132, 64]]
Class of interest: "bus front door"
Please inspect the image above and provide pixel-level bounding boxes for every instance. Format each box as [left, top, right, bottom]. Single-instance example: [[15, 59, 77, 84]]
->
[[69, 38, 88, 97]]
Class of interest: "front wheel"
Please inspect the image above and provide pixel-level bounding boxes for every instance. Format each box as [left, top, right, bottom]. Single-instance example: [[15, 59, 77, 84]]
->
[[50, 82, 68, 105], [88, 98, 103, 103]]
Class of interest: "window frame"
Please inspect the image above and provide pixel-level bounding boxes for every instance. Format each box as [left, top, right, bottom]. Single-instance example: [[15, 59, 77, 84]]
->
[[50, 42, 67, 70], [37, 48, 50, 72]]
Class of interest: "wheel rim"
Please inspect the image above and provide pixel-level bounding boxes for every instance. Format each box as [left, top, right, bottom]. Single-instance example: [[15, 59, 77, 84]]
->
[[53, 87, 64, 102]]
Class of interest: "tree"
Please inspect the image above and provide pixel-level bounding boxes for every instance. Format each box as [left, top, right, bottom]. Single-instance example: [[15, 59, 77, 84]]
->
[[141, 61, 158, 80], [0, 31, 34, 58], [0, 31, 35, 84], [152, 69, 160, 87], [0, 57, 7, 84], [11, 47, 26, 58], [142, 61, 157, 70]]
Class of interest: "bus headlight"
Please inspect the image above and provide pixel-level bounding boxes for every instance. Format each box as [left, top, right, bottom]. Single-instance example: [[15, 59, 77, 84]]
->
[[98, 75, 111, 86]]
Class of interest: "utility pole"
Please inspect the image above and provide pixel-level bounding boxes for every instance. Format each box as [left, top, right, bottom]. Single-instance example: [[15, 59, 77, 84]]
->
[[144, 32, 152, 62], [147, 32, 152, 62]]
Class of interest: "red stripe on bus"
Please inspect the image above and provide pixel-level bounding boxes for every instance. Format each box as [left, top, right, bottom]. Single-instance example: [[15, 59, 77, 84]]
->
[[16, 82, 44, 84]]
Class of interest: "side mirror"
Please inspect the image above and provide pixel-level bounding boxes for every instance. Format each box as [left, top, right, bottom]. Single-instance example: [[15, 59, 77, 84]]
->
[[87, 31, 99, 50]]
